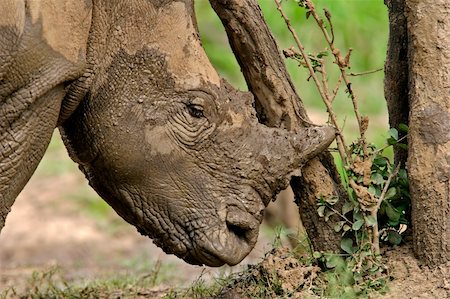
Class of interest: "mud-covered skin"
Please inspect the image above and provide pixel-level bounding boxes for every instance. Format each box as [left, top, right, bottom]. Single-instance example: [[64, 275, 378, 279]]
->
[[0, 1, 90, 229], [62, 47, 335, 266], [1, 0, 336, 267]]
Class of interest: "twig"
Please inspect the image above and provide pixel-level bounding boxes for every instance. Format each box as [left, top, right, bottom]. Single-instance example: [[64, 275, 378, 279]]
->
[[304, 0, 364, 136], [377, 164, 400, 210], [323, 8, 334, 44], [331, 74, 342, 103], [371, 163, 401, 255], [348, 68, 383, 77], [374, 134, 408, 155], [274, 0, 348, 164], [325, 204, 353, 226]]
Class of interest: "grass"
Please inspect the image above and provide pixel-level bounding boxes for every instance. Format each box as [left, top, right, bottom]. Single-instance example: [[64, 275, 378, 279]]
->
[[0, 262, 179, 299]]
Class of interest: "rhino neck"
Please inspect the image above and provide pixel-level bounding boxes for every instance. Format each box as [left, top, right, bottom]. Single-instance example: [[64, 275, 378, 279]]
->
[[83, 0, 220, 98], [0, 1, 92, 231]]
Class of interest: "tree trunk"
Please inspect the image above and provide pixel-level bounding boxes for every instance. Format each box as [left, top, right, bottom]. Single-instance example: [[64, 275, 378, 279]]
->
[[405, 0, 450, 266], [384, 0, 409, 167], [210, 0, 346, 252]]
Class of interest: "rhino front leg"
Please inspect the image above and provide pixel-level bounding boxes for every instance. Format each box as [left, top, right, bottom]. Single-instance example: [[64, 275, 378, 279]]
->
[[0, 2, 90, 231]]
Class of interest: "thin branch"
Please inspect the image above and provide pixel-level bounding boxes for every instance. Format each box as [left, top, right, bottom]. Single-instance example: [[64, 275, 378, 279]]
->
[[374, 134, 408, 155], [331, 74, 342, 103], [348, 68, 383, 77], [371, 163, 401, 255], [377, 163, 401, 209], [326, 204, 353, 226], [323, 8, 334, 44], [274, 0, 348, 164], [304, 0, 364, 136]]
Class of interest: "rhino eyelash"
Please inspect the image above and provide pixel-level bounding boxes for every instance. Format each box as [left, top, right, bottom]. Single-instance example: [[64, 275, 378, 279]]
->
[[187, 104, 204, 118]]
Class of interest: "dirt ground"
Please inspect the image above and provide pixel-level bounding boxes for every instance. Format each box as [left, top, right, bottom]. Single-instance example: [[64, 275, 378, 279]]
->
[[374, 246, 450, 299], [1, 134, 449, 298]]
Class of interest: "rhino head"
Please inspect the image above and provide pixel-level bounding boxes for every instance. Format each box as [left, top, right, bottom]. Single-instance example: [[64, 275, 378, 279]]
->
[[60, 0, 335, 266]]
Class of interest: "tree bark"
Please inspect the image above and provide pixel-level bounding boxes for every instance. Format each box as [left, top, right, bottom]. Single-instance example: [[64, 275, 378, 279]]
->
[[209, 0, 346, 252], [404, 0, 450, 266], [384, 0, 409, 167]]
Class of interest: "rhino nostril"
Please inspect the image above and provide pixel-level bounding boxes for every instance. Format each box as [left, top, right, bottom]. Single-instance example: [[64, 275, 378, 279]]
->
[[226, 222, 249, 240], [226, 206, 258, 242]]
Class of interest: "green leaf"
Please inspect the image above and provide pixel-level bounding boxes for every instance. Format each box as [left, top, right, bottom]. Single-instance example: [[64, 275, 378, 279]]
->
[[373, 157, 387, 167], [371, 173, 384, 185], [353, 211, 364, 222], [398, 123, 409, 133], [342, 201, 354, 215], [398, 168, 408, 181], [387, 137, 397, 146], [325, 255, 339, 269], [378, 204, 386, 218], [387, 230, 402, 245], [324, 209, 335, 222], [313, 251, 322, 259], [340, 238, 354, 254], [368, 185, 376, 195], [343, 224, 351, 232], [334, 221, 345, 232], [397, 143, 408, 150], [366, 215, 378, 227], [317, 51, 328, 58], [389, 128, 399, 140], [352, 219, 364, 231], [369, 185, 382, 198], [317, 205, 326, 217], [384, 187, 397, 200], [385, 203, 400, 224]]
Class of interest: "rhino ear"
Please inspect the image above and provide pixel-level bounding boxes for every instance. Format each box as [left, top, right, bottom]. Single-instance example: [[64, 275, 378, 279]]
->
[[59, 97, 99, 166], [57, 68, 94, 125]]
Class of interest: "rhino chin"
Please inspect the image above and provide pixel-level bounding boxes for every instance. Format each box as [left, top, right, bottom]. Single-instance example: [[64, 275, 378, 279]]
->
[[183, 245, 252, 267], [182, 225, 259, 267]]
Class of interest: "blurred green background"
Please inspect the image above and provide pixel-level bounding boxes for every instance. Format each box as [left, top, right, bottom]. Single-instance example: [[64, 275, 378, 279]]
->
[[196, 0, 389, 145]]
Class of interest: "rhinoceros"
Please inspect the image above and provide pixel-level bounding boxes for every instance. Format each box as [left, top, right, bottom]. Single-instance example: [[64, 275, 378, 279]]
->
[[0, 0, 335, 266]]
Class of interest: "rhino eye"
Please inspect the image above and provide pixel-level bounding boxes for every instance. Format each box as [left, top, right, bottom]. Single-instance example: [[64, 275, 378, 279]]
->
[[169, 97, 215, 149], [187, 104, 204, 118]]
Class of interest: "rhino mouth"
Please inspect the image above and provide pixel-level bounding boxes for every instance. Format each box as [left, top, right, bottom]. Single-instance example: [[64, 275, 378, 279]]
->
[[184, 226, 260, 267], [185, 249, 224, 267], [181, 204, 262, 267]]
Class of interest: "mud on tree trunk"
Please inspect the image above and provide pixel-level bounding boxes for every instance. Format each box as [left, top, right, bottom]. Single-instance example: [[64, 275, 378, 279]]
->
[[405, 0, 450, 266], [209, 0, 345, 252], [386, 0, 450, 266]]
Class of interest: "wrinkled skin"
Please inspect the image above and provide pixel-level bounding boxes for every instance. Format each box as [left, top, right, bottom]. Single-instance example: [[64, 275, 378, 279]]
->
[[1, 0, 335, 267]]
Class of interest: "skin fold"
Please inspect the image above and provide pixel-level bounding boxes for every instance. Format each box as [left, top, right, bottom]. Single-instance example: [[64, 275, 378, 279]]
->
[[0, 0, 336, 267]]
